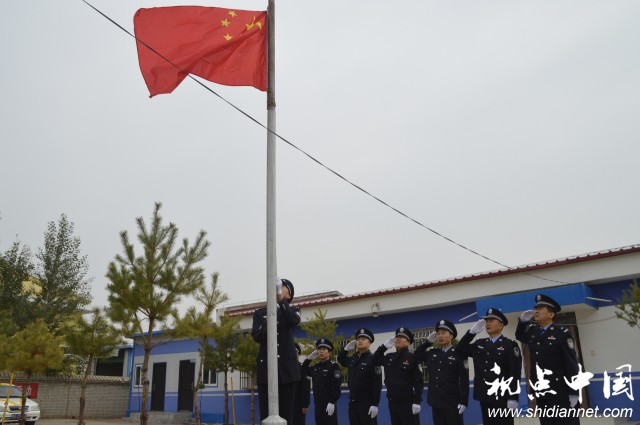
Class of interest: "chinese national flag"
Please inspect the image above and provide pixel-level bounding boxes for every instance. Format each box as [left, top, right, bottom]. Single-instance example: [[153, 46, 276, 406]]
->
[[134, 6, 267, 97]]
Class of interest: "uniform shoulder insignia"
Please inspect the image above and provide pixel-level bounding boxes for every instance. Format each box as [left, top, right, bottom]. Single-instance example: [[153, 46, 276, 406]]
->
[[374, 366, 382, 375], [334, 369, 342, 379], [514, 346, 520, 358], [463, 359, 469, 369], [567, 338, 575, 351]]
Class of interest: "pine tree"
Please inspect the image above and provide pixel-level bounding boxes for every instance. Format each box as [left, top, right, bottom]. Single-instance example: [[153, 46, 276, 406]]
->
[[616, 279, 640, 332], [0, 241, 34, 330], [107, 203, 209, 425], [204, 315, 242, 425], [64, 308, 123, 425], [233, 333, 260, 424], [171, 273, 229, 425]]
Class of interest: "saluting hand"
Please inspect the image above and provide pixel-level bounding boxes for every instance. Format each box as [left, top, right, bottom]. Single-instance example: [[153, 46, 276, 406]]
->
[[383, 336, 395, 349], [519, 310, 534, 323], [427, 331, 436, 343], [344, 340, 357, 351], [411, 404, 421, 415], [275, 277, 283, 295], [307, 350, 319, 360], [470, 319, 485, 335], [507, 400, 518, 410]]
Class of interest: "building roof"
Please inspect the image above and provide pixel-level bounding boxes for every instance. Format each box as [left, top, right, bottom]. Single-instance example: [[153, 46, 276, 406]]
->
[[226, 244, 640, 317]]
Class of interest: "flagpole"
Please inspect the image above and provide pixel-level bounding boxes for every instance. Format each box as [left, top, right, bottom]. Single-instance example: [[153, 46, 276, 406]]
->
[[264, 0, 284, 424]]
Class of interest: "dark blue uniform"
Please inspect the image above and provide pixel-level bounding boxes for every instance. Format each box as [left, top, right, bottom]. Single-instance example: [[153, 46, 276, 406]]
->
[[371, 345, 424, 425], [414, 342, 469, 425], [301, 358, 343, 425], [252, 299, 301, 425], [337, 348, 383, 425], [295, 364, 311, 425], [457, 332, 521, 425], [516, 321, 580, 425]]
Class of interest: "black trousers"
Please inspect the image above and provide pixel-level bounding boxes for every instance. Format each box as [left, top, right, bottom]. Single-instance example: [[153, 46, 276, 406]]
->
[[536, 395, 580, 425], [258, 381, 298, 425], [431, 407, 462, 425], [388, 399, 419, 425], [293, 407, 307, 425], [314, 403, 338, 425], [480, 400, 513, 425], [348, 400, 377, 425]]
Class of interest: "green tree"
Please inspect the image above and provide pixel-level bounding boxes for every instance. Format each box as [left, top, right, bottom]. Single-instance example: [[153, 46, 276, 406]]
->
[[204, 315, 242, 425], [615, 280, 640, 331], [1, 319, 64, 425], [64, 308, 123, 425], [107, 203, 209, 425], [0, 241, 34, 330], [233, 333, 259, 424], [171, 273, 229, 425], [298, 308, 344, 356], [34, 214, 92, 334]]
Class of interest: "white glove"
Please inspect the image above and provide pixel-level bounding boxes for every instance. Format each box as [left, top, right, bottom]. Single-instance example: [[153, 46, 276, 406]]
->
[[427, 331, 436, 343], [470, 319, 486, 335], [569, 395, 579, 408], [307, 350, 318, 360], [368, 406, 378, 418], [276, 277, 283, 295], [344, 340, 357, 351], [326, 403, 335, 416], [411, 404, 421, 415], [507, 400, 518, 410], [520, 310, 534, 323], [384, 336, 395, 349], [457, 404, 466, 414]]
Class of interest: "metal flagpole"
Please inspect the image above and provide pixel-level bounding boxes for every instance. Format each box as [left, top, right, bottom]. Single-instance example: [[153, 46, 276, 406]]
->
[[263, 0, 285, 425]]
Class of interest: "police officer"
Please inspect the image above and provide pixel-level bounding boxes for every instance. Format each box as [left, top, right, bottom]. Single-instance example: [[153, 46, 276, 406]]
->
[[456, 309, 521, 425], [295, 343, 311, 425], [337, 328, 383, 425], [371, 327, 424, 425], [301, 338, 343, 425], [414, 320, 469, 425], [516, 294, 580, 425], [252, 278, 301, 425]]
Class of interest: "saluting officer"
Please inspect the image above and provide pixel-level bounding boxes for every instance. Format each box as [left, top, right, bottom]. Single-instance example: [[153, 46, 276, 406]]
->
[[414, 320, 469, 425], [301, 338, 343, 425], [456, 308, 522, 425], [295, 343, 312, 425], [252, 278, 301, 425], [371, 327, 424, 425], [516, 294, 580, 425], [337, 328, 383, 425]]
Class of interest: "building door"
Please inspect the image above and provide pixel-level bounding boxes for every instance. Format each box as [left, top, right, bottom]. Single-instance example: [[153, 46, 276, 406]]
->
[[177, 360, 195, 411], [151, 362, 167, 411]]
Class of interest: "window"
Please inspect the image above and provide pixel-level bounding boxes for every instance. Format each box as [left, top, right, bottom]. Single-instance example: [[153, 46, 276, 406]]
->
[[203, 368, 217, 386], [134, 365, 142, 386], [240, 371, 256, 389]]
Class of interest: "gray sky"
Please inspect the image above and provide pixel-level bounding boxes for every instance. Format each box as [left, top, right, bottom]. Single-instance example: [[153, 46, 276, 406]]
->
[[1, 0, 639, 311]]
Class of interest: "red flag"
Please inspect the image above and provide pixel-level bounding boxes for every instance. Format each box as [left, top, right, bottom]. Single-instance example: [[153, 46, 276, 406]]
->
[[134, 6, 267, 96]]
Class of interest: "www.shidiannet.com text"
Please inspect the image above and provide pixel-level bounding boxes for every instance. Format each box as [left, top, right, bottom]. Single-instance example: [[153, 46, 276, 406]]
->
[[488, 406, 633, 419]]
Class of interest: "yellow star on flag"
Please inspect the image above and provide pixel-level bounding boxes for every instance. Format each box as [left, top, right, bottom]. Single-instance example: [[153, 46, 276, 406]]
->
[[228, 10, 237, 17], [224, 33, 233, 41], [221, 18, 230, 27]]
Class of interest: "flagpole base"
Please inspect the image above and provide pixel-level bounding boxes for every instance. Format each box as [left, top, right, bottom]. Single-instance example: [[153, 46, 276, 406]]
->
[[262, 415, 286, 425]]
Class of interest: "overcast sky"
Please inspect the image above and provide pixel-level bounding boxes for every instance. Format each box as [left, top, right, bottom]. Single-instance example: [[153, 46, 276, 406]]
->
[[1, 0, 639, 311]]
